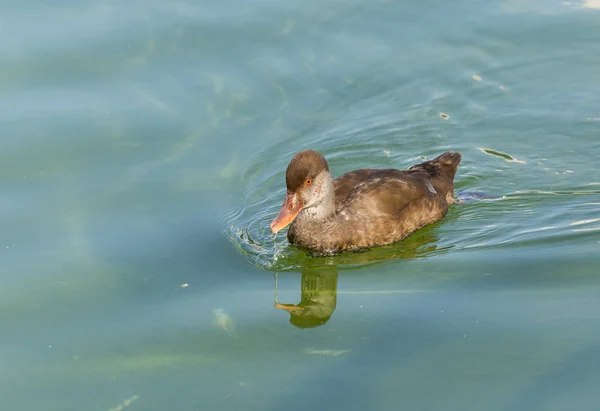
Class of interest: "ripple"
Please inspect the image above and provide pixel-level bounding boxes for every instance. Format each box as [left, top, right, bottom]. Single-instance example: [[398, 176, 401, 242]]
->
[[570, 217, 600, 226], [445, 189, 600, 253]]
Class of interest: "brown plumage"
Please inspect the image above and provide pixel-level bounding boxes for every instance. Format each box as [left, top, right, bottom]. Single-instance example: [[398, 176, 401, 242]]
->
[[270, 149, 462, 254]]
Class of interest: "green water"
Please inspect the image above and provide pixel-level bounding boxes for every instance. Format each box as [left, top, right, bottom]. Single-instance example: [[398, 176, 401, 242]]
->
[[2, 1, 600, 410]]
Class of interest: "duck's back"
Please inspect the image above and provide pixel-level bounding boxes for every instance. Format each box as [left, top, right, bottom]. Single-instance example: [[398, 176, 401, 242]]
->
[[333, 151, 461, 214]]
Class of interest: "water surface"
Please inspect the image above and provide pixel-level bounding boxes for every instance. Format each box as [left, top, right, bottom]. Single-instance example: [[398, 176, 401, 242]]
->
[[1, 1, 600, 410]]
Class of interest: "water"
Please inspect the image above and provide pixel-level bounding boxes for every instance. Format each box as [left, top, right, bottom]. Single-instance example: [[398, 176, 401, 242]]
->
[[2, 1, 600, 410]]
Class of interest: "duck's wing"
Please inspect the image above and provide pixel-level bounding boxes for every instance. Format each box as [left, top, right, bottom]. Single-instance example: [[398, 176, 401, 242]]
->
[[333, 169, 375, 211], [339, 169, 436, 218]]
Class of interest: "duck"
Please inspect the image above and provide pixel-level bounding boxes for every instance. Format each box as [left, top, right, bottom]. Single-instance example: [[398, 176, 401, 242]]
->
[[270, 149, 462, 254]]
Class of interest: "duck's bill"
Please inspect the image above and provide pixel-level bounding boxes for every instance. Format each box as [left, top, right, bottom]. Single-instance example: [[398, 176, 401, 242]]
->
[[274, 303, 305, 314], [270, 193, 303, 234]]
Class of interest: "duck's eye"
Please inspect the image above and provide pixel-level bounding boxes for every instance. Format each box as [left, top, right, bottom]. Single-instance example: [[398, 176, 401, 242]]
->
[[305, 178, 312, 185]]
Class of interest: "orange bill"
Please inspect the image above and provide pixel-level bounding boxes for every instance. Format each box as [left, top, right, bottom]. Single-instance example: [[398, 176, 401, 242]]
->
[[270, 193, 303, 234], [274, 303, 305, 314]]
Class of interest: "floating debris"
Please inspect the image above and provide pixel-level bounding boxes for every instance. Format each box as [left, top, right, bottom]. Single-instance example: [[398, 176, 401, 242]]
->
[[440, 112, 450, 120], [472, 74, 482, 82], [108, 395, 139, 411], [213, 308, 237, 337], [383, 149, 391, 156], [305, 348, 351, 357], [180, 283, 189, 288], [478, 147, 526, 164]]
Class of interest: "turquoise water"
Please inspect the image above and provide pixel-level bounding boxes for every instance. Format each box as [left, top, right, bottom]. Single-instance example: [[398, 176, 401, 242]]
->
[[2, 1, 600, 410]]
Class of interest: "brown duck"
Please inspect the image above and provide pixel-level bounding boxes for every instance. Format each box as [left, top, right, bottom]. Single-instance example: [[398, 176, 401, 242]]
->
[[270, 150, 462, 254]]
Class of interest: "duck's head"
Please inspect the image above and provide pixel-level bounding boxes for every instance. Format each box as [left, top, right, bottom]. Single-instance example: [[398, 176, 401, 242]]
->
[[270, 150, 331, 234]]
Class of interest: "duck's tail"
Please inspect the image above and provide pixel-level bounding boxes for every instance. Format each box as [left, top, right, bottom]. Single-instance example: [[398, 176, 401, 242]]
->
[[409, 151, 462, 180]]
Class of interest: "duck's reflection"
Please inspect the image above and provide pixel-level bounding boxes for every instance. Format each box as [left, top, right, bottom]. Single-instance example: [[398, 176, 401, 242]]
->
[[274, 231, 441, 328], [275, 266, 338, 328]]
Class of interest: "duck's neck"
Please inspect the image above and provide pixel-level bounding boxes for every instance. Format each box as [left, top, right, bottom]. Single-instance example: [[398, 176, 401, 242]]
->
[[300, 172, 336, 222]]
